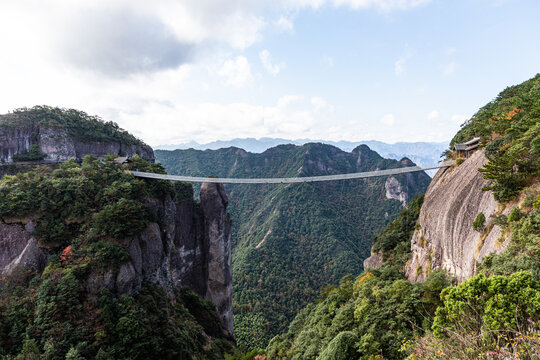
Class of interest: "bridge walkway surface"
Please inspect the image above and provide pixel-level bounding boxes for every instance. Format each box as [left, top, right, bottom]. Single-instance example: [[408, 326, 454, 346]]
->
[[131, 160, 454, 184]]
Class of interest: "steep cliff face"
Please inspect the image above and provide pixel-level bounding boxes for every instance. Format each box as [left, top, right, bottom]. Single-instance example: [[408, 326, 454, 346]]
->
[[405, 150, 510, 282], [0, 182, 233, 334], [0, 126, 154, 163], [0, 107, 154, 163]]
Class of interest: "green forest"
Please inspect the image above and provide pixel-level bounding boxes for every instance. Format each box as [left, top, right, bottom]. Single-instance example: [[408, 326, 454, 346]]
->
[[156, 143, 431, 349], [0, 156, 234, 359], [0, 106, 144, 145]]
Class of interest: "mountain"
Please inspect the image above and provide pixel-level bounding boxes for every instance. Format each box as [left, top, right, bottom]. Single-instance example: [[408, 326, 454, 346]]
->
[[156, 138, 448, 174], [155, 143, 431, 349], [0, 109, 235, 359], [265, 74, 540, 359], [0, 105, 154, 164]]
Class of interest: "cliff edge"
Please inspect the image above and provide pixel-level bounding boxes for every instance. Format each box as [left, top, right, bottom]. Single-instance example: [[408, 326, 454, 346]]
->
[[405, 150, 510, 281], [0, 106, 154, 163]]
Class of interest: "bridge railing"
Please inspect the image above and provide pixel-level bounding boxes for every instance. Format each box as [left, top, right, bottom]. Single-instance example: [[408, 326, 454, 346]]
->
[[130, 160, 454, 184]]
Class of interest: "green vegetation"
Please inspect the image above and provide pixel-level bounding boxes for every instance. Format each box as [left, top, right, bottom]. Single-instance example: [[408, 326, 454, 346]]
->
[[426, 272, 540, 359], [371, 195, 424, 267], [451, 74, 540, 201], [266, 267, 451, 359], [12, 144, 46, 162], [264, 196, 450, 360], [156, 143, 431, 349], [0, 155, 234, 359], [1, 106, 144, 145], [266, 199, 540, 360], [0, 272, 233, 360], [0, 154, 167, 251], [266, 73, 540, 357], [473, 212, 486, 232]]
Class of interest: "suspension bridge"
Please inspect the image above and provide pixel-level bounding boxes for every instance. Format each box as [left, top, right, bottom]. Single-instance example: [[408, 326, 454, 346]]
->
[[130, 160, 454, 184]]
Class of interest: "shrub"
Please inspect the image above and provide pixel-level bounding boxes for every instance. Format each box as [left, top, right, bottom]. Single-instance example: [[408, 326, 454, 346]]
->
[[429, 272, 540, 359], [455, 157, 465, 166], [508, 207, 522, 222], [91, 198, 152, 239], [12, 144, 46, 162], [472, 212, 486, 232]]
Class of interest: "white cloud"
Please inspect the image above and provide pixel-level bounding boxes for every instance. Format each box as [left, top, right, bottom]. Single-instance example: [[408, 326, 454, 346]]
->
[[395, 49, 411, 76], [259, 50, 283, 76], [451, 114, 468, 124], [427, 110, 439, 120], [311, 97, 335, 114], [443, 61, 456, 76], [276, 15, 294, 32], [0, 0, 433, 78], [118, 95, 336, 145], [218, 56, 254, 87], [277, 95, 305, 108], [0, 0, 440, 147], [332, 0, 431, 11], [380, 113, 396, 126]]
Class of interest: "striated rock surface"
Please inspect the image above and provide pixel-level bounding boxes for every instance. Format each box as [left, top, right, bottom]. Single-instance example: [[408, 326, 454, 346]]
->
[[405, 150, 510, 282], [0, 119, 154, 164]]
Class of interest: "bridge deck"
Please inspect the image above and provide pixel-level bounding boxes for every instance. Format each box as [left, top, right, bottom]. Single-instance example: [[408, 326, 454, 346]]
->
[[131, 160, 454, 184]]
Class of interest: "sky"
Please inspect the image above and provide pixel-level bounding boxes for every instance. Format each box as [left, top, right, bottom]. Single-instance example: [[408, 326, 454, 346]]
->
[[0, 0, 539, 147]]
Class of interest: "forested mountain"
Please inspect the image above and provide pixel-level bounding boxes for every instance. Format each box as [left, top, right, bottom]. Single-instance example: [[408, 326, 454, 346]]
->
[[156, 138, 447, 173], [156, 143, 431, 349], [0, 106, 154, 164], [264, 74, 540, 359]]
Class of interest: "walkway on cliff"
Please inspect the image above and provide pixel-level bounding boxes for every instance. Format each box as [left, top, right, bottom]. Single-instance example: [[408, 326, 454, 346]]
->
[[131, 160, 454, 184]]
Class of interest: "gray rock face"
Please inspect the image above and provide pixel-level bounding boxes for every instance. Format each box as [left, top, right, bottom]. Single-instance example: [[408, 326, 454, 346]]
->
[[0, 126, 154, 163], [363, 251, 384, 270], [405, 150, 510, 282], [200, 183, 233, 334], [0, 185, 233, 335], [0, 126, 35, 163], [385, 176, 408, 206], [0, 221, 48, 275]]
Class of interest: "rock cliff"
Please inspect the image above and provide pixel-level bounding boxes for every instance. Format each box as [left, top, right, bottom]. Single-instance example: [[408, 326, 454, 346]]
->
[[0, 107, 154, 163], [0, 182, 233, 335], [405, 150, 510, 282], [0, 126, 154, 163]]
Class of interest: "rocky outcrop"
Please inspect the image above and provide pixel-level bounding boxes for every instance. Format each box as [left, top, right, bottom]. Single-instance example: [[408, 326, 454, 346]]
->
[[0, 125, 36, 163], [385, 176, 408, 206], [200, 182, 233, 333], [0, 221, 49, 275], [405, 150, 510, 282], [0, 183, 233, 335], [363, 250, 384, 269], [1, 125, 154, 163]]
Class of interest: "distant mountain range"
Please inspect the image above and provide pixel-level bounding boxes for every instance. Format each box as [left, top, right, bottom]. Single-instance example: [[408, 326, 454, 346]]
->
[[156, 138, 449, 175]]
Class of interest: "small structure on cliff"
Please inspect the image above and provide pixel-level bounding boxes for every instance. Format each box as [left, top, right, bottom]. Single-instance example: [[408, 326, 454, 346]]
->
[[454, 137, 480, 157]]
